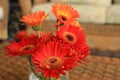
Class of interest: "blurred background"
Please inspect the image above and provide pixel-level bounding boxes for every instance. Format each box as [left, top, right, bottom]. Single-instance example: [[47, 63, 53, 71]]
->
[[0, 0, 120, 80]]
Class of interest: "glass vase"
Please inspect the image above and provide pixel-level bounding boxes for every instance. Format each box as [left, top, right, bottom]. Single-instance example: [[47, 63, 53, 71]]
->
[[29, 72, 69, 80]]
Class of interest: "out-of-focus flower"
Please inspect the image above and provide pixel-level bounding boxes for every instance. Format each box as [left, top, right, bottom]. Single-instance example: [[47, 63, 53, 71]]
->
[[14, 30, 27, 42], [32, 40, 78, 78], [5, 34, 40, 56], [21, 11, 48, 31], [40, 32, 55, 44], [52, 3, 79, 28], [70, 21, 82, 29], [78, 44, 90, 60]]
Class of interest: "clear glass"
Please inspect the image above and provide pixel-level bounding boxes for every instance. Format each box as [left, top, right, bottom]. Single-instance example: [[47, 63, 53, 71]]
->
[[29, 72, 69, 80]]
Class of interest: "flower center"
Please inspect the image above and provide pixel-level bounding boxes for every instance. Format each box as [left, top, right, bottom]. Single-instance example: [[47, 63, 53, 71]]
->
[[45, 56, 63, 69], [66, 34, 74, 42], [20, 45, 35, 51], [61, 16, 67, 21], [64, 32, 77, 44], [59, 15, 67, 22]]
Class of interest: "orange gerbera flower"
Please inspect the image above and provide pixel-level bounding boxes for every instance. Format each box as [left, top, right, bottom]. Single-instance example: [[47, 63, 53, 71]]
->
[[40, 32, 55, 43], [32, 40, 78, 78], [57, 25, 85, 45], [5, 34, 40, 56], [70, 21, 82, 28], [14, 30, 27, 42], [52, 3, 79, 28], [57, 25, 90, 59], [21, 11, 48, 27]]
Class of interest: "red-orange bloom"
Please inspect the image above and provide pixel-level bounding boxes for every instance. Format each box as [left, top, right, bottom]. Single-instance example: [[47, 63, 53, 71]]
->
[[40, 32, 55, 43], [57, 25, 90, 59], [21, 11, 48, 26], [52, 3, 79, 28], [5, 34, 40, 56], [32, 40, 78, 78], [70, 21, 82, 29], [14, 30, 27, 42]]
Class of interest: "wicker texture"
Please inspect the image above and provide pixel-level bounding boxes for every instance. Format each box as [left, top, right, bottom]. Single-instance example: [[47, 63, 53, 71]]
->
[[70, 56, 120, 80], [0, 54, 29, 80], [0, 0, 9, 40], [0, 42, 120, 80]]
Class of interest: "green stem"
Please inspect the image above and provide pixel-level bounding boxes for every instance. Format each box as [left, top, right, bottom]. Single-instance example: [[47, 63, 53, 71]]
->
[[38, 30, 41, 38]]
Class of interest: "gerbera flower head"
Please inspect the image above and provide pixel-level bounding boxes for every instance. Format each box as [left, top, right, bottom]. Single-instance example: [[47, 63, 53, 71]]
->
[[40, 32, 55, 43], [36, 32, 55, 49], [70, 21, 83, 29], [14, 30, 27, 42], [57, 25, 85, 44], [57, 25, 90, 59], [5, 34, 40, 56], [52, 3, 79, 28], [32, 40, 78, 78], [78, 44, 90, 60], [21, 11, 48, 31]]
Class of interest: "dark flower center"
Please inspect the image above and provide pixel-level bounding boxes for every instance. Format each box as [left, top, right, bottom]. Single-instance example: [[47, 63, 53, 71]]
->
[[15, 38, 21, 42], [24, 46, 31, 50], [61, 16, 67, 21], [64, 32, 77, 44], [59, 15, 67, 22], [20, 45, 34, 51], [66, 34, 74, 42], [50, 58, 57, 63], [45, 56, 63, 69]]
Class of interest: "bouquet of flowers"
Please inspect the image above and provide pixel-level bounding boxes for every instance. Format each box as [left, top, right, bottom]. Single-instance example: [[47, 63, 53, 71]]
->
[[5, 2, 90, 80]]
